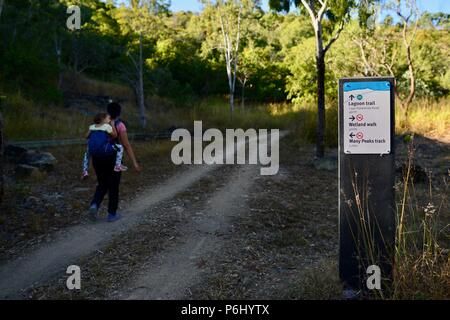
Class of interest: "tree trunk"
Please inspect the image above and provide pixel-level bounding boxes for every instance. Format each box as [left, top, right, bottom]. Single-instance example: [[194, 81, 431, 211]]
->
[[0, 0, 4, 19], [138, 32, 146, 128], [402, 33, 415, 122], [229, 88, 234, 120], [316, 52, 326, 159], [225, 56, 235, 119], [241, 78, 246, 112], [55, 35, 62, 89], [0, 109, 4, 205], [0, 1, 4, 204], [396, 3, 418, 124], [315, 26, 326, 159]]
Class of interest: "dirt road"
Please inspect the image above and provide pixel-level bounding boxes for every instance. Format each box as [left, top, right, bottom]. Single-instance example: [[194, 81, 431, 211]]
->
[[115, 165, 258, 300], [0, 164, 219, 299], [0, 133, 285, 299]]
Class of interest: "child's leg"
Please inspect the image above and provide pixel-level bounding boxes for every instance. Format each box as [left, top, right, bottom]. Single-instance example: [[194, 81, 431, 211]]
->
[[114, 144, 124, 168], [82, 148, 90, 173]]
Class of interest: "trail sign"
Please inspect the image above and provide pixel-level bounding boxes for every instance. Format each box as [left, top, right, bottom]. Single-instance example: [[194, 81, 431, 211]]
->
[[343, 81, 391, 155], [338, 77, 396, 295]]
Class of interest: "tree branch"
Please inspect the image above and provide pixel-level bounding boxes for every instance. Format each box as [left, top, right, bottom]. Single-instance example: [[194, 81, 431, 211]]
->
[[324, 18, 344, 53], [317, 0, 328, 21], [300, 0, 319, 31]]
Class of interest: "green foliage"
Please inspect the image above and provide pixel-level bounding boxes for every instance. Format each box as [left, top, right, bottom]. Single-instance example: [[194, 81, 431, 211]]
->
[[0, 0, 448, 110], [0, 43, 62, 103]]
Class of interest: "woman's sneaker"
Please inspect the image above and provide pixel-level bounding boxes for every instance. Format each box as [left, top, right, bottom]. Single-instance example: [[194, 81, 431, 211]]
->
[[114, 165, 128, 172], [88, 203, 98, 221], [81, 171, 89, 180], [107, 213, 122, 222]]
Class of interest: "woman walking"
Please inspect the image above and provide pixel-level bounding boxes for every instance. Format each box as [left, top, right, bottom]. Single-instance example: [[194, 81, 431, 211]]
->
[[88, 102, 141, 222]]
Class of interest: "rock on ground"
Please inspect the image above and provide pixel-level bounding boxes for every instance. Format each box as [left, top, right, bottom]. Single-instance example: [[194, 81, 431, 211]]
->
[[19, 151, 57, 172]]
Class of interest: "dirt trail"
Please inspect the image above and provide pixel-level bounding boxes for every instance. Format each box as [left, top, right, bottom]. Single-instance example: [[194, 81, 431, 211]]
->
[[0, 132, 285, 299], [0, 165, 218, 299], [115, 165, 258, 300]]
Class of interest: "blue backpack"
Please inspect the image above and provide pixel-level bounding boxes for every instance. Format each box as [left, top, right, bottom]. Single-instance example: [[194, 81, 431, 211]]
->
[[88, 120, 122, 157]]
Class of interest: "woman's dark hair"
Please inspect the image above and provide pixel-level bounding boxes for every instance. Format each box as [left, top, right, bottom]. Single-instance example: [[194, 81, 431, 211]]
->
[[107, 102, 122, 119], [93, 112, 108, 125]]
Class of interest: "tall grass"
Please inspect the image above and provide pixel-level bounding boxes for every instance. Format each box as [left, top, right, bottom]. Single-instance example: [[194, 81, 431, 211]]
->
[[397, 98, 450, 141], [3, 93, 91, 141], [61, 73, 135, 100], [340, 165, 393, 299], [149, 97, 302, 132], [393, 136, 449, 299], [289, 103, 338, 148], [2, 73, 139, 141], [344, 135, 449, 299], [2, 89, 448, 146], [193, 97, 300, 130], [2, 93, 304, 141]]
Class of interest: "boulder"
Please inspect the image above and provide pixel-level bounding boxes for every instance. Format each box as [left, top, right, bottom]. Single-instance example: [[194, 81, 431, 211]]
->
[[19, 150, 57, 172]]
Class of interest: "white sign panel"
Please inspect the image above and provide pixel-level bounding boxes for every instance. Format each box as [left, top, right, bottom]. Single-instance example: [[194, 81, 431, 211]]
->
[[343, 81, 391, 154]]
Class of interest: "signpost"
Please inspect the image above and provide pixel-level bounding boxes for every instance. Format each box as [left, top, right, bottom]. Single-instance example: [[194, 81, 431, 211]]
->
[[338, 77, 396, 295]]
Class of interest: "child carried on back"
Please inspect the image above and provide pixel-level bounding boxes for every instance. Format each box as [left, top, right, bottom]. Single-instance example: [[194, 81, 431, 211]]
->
[[81, 112, 127, 179]]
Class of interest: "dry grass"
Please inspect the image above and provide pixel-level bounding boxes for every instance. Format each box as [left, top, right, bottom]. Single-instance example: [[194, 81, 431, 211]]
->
[[289, 102, 338, 147], [61, 73, 134, 100], [393, 136, 450, 299], [394, 245, 450, 299], [282, 261, 342, 300], [3, 74, 140, 141], [2, 94, 302, 141], [397, 98, 450, 142], [3, 93, 91, 141], [190, 97, 300, 130], [338, 134, 449, 300]]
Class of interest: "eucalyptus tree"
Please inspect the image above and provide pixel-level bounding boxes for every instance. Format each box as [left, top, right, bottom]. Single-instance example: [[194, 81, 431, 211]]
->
[[116, 0, 170, 128], [269, 0, 377, 158], [201, 0, 262, 118], [352, 0, 420, 122], [391, 0, 419, 121]]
